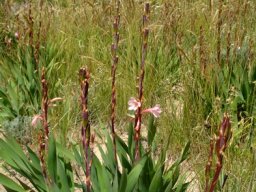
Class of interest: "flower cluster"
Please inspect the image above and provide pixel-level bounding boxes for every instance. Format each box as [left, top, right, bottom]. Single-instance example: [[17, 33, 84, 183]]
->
[[128, 97, 162, 118]]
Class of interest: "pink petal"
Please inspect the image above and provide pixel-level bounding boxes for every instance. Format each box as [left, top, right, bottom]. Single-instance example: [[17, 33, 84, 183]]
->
[[142, 104, 162, 118], [31, 115, 42, 127], [128, 97, 141, 111]]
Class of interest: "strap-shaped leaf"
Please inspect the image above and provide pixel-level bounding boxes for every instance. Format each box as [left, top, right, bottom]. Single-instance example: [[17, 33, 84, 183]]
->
[[119, 169, 127, 192], [57, 158, 71, 192], [128, 123, 135, 160], [113, 169, 119, 192], [0, 173, 26, 192], [149, 165, 163, 192], [179, 141, 190, 163], [125, 155, 148, 192], [48, 134, 57, 182], [147, 115, 156, 147]]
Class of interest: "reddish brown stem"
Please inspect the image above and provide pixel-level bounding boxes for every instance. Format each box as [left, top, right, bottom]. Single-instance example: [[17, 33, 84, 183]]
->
[[217, 0, 223, 67], [34, 0, 44, 69], [199, 26, 206, 74], [28, 1, 34, 49], [39, 67, 49, 179], [134, 3, 150, 160], [41, 68, 49, 140], [205, 138, 214, 192], [111, 0, 120, 163], [79, 68, 91, 192]]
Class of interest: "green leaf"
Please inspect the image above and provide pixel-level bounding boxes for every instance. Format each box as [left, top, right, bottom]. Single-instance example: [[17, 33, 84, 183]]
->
[[241, 81, 249, 100], [56, 143, 75, 161], [57, 158, 70, 192], [128, 123, 135, 161], [119, 169, 127, 192], [113, 170, 119, 192], [0, 173, 26, 192], [73, 145, 85, 172], [116, 135, 129, 154], [48, 134, 57, 182], [147, 115, 156, 146], [94, 155, 111, 192], [125, 155, 148, 192], [26, 146, 41, 172], [174, 176, 190, 192], [149, 165, 163, 192], [179, 141, 190, 163], [105, 130, 116, 173], [119, 154, 132, 171]]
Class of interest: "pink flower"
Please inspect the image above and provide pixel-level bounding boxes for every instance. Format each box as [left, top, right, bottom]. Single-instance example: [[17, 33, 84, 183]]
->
[[31, 115, 43, 127], [142, 104, 162, 118], [15, 32, 19, 39], [128, 97, 141, 111], [135, 119, 141, 131]]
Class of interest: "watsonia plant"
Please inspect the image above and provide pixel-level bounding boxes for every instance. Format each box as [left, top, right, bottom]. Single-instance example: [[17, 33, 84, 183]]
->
[[0, 67, 74, 192], [133, 2, 150, 161], [110, 0, 121, 163]]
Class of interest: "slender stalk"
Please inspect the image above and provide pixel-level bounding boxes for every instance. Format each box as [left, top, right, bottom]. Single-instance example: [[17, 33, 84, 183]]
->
[[226, 27, 231, 66], [39, 67, 49, 179], [205, 138, 214, 192], [34, 0, 44, 69], [209, 0, 213, 15], [41, 67, 49, 140], [134, 3, 150, 160], [217, 0, 223, 67], [110, 0, 120, 163], [28, 0, 34, 49], [199, 25, 206, 74], [79, 68, 91, 192]]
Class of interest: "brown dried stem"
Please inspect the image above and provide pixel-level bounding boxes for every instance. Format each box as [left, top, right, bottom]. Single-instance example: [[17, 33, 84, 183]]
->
[[199, 26, 206, 74], [28, 0, 34, 49], [226, 27, 231, 66], [79, 68, 91, 192], [110, 0, 120, 163], [134, 3, 150, 160]]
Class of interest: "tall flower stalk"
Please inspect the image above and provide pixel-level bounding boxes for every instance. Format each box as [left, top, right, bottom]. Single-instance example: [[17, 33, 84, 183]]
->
[[134, 3, 150, 160], [110, 0, 120, 163], [28, 0, 34, 49], [41, 67, 49, 140], [217, 0, 223, 67], [32, 67, 62, 179], [79, 68, 92, 192], [39, 67, 49, 179], [34, 0, 44, 68]]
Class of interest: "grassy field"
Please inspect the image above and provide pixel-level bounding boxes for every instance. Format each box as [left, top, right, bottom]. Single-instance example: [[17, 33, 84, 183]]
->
[[0, 0, 256, 191]]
